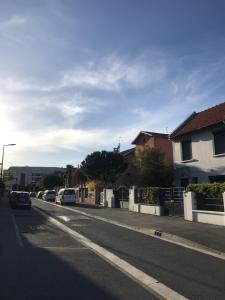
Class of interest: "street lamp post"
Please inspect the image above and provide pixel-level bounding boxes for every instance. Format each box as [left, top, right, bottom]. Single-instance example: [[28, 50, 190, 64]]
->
[[1, 144, 16, 179]]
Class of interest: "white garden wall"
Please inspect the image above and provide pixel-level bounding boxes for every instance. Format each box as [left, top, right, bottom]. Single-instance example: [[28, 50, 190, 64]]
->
[[129, 186, 163, 216], [139, 204, 162, 216], [184, 191, 225, 226]]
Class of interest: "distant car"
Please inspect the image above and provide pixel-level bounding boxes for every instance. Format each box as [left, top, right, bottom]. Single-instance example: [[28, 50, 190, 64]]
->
[[56, 188, 75, 205], [42, 190, 56, 201], [9, 191, 18, 201], [37, 191, 44, 199], [9, 191, 31, 209], [29, 192, 36, 198]]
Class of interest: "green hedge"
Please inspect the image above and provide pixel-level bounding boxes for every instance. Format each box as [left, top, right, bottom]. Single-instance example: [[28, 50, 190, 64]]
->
[[137, 187, 160, 205], [187, 183, 225, 199]]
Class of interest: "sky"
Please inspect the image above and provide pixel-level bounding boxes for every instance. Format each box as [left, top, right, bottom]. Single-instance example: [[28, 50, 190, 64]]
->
[[1, 0, 225, 168]]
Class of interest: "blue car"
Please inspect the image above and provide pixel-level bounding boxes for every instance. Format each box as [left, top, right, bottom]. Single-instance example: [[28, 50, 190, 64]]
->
[[9, 191, 31, 209]]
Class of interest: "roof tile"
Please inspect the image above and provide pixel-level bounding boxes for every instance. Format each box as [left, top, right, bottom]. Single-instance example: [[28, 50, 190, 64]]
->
[[171, 102, 225, 137]]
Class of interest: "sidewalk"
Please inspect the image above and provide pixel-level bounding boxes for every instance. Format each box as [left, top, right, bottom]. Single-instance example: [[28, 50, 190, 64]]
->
[[71, 205, 225, 254]]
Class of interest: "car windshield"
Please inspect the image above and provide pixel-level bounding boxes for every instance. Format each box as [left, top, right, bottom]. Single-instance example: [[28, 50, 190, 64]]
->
[[64, 189, 75, 195]]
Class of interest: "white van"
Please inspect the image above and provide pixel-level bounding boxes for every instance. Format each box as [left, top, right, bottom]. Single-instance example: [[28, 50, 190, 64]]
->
[[56, 188, 76, 204]]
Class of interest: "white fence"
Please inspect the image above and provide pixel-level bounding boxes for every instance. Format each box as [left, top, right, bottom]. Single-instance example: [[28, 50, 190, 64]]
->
[[184, 192, 225, 226]]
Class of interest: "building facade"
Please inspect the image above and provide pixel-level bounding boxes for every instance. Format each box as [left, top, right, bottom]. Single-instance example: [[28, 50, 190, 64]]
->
[[4, 166, 66, 191], [132, 131, 173, 166], [171, 102, 225, 186], [115, 131, 173, 187]]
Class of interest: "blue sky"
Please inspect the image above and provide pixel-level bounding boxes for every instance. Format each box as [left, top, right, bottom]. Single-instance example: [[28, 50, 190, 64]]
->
[[1, 0, 225, 168]]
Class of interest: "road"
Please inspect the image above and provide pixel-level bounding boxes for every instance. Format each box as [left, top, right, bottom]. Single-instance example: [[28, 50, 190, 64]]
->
[[1, 198, 154, 300], [2, 197, 225, 300]]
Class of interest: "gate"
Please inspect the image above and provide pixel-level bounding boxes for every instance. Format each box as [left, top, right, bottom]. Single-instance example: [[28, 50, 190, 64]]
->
[[160, 187, 185, 216], [114, 185, 129, 208]]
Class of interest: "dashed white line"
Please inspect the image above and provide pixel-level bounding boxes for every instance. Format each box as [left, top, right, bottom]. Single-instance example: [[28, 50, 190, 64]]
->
[[33, 206, 187, 300]]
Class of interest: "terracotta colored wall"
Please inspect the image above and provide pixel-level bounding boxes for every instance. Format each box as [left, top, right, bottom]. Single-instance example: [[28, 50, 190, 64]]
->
[[134, 135, 173, 167], [135, 135, 155, 153], [76, 188, 98, 205], [83, 198, 96, 205], [154, 137, 173, 166]]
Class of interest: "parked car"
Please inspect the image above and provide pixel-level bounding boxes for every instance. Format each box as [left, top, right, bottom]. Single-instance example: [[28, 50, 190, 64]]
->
[[37, 191, 44, 199], [9, 191, 31, 209], [56, 188, 76, 205], [29, 192, 36, 198], [42, 190, 56, 201], [9, 191, 18, 201]]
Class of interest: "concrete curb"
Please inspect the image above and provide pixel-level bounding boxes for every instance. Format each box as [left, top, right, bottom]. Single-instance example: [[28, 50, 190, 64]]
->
[[34, 199, 225, 261]]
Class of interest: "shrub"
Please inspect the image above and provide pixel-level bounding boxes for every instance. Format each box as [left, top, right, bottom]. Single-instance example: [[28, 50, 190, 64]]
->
[[187, 183, 225, 199], [137, 187, 160, 205], [187, 183, 225, 211], [86, 180, 105, 191]]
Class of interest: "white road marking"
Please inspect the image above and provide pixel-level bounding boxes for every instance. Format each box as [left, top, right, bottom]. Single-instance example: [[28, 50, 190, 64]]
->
[[58, 215, 91, 222], [58, 216, 71, 222], [33, 206, 187, 300], [34, 199, 225, 261], [11, 214, 24, 248], [33, 246, 89, 250]]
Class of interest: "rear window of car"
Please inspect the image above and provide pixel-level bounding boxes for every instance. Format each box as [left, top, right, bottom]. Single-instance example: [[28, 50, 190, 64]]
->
[[17, 193, 29, 199], [47, 191, 55, 195], [64, 189, 75, 195]]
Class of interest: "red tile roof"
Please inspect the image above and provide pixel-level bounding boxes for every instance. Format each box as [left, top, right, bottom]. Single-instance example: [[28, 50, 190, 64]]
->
[[120, 147, 135, 157], [171, 102, 225, 138], [132, 131, 169, 144]]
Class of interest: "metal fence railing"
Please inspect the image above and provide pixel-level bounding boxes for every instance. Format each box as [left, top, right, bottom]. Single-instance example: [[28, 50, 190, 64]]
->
[[135, 187, 185, 205], [196, 197, 224, 212]]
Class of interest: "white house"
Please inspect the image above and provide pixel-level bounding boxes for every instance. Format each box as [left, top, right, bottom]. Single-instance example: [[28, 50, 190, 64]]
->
[[171, 102, 225, 187]]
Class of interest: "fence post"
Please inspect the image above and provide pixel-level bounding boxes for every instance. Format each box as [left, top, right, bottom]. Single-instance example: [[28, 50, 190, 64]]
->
[[184, 191, 196, 221], [105, 189, 115, 208], [223, 192, 225, 226], [129, 186, 139, 212]]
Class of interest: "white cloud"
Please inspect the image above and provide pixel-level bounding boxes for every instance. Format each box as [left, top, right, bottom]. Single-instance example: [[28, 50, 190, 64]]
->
[[0, 53, 166, 94], [0, 77, 32, 92], [1, 50, 225, 168], [0, 16, 27, 29], [45, 100, 86, 117], [62, 55, 166, 91]]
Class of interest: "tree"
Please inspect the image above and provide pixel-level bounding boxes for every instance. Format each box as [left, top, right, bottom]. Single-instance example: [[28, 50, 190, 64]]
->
[[80, 151, 127, 185], [135, 148, 173, 187], [65, 164, 74, 187], [43, 174, 63, 189]]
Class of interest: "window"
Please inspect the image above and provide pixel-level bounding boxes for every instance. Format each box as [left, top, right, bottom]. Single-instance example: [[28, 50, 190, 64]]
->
[[191, 177, 198, 184], [64, 189, 75, 195], [209, 175, 225, 183], [181, 140, 192, 161], [214, 130, 225, 155], [47, 191, 56, 195], [180, 178, 189, 188]]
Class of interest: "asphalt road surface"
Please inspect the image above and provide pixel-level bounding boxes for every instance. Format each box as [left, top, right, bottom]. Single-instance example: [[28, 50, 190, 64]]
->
[[33, 199, 225, 300], [2, 197, 225, 300], [1, 199, 155, 300]]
